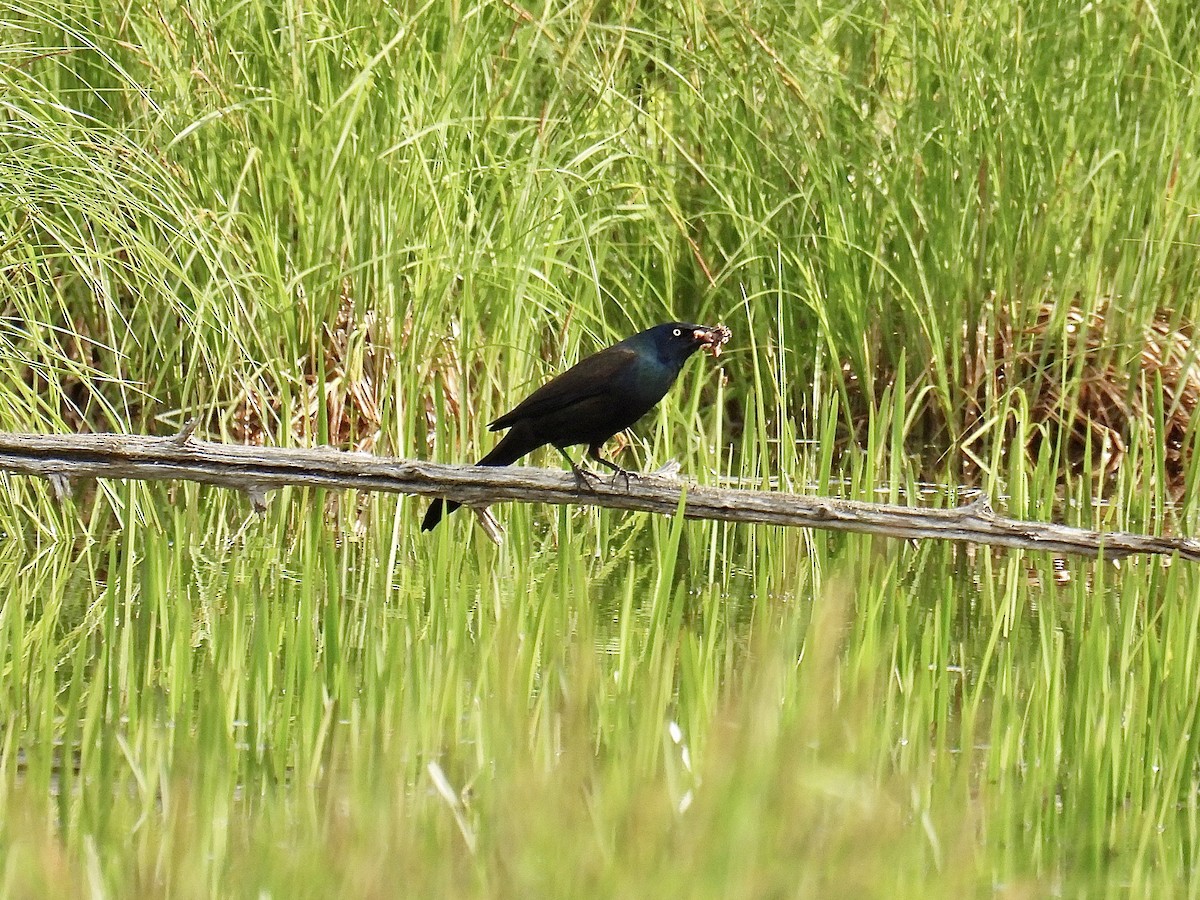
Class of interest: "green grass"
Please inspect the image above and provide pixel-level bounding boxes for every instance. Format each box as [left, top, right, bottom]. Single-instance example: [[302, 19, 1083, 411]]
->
[[1, 0, 1200, 895]]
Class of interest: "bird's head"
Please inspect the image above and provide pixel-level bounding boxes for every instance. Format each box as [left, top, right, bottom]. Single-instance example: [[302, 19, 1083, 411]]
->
[[636, 322, 732, 368]]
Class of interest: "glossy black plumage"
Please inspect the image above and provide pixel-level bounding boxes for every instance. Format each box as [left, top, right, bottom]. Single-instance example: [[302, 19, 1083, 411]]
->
[[422, 322, 726, 531]]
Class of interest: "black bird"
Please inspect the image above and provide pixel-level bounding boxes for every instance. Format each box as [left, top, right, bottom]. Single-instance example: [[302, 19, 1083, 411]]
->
[[422, 322, 729, 531]]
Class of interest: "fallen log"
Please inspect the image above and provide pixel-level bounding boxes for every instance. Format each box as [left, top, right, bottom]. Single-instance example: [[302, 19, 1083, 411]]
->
[[0, 429, 1194, 561]]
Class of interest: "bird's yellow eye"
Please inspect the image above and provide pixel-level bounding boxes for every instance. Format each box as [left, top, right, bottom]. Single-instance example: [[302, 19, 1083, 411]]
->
[[672, 328, 681, 336]]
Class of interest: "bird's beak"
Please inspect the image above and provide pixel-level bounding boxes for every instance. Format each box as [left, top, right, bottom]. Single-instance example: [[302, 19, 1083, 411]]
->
[[694, 324, 732, 358]]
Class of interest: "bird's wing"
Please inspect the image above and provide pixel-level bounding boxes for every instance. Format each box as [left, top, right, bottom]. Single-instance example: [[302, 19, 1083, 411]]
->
[[488, 346, 637, 431]]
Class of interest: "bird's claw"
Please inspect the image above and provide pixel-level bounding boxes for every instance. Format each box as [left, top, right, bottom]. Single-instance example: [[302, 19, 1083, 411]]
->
[[570, 465, 602, 492], [610, 468, 639, 492]]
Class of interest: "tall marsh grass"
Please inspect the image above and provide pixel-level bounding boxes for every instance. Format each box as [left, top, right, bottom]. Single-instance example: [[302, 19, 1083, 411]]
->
[[1, 0, 1199, 894]]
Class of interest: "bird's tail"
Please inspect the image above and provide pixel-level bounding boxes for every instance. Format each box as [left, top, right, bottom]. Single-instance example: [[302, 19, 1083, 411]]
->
[[420, 497, 457, 531], [420, 428, 533, 531]]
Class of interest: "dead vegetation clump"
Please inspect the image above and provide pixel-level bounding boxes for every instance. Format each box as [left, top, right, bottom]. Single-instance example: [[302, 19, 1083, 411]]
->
[[962, 296, 1200, 497], [231, 280, 393, 453]]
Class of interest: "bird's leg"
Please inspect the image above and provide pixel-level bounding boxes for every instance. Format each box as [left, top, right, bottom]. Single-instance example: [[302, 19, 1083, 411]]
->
[[555, 446, 600, 492], [588, 444, 640, 491]]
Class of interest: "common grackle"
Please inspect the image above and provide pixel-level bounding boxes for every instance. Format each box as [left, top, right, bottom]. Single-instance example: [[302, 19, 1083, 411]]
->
[[421, 322, 730, 531]]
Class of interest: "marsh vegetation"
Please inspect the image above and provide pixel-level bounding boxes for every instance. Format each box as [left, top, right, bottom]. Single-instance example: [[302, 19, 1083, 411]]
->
[[1, 0, 1199, 894]]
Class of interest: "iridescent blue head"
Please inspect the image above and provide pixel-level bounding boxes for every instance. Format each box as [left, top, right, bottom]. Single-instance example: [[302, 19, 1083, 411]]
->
[[625, 322, 731, 370]]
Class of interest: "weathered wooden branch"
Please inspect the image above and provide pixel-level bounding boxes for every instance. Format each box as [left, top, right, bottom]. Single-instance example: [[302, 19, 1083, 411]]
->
[[0, 430, 1195, 561]]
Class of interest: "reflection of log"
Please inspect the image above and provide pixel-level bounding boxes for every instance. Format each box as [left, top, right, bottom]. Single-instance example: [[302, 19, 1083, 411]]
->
[[0, 430, 1196, 561]]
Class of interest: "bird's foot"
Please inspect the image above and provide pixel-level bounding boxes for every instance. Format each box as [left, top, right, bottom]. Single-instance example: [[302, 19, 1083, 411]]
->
[[609, 467, 640, 492], [570, 463, 602, 492]]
